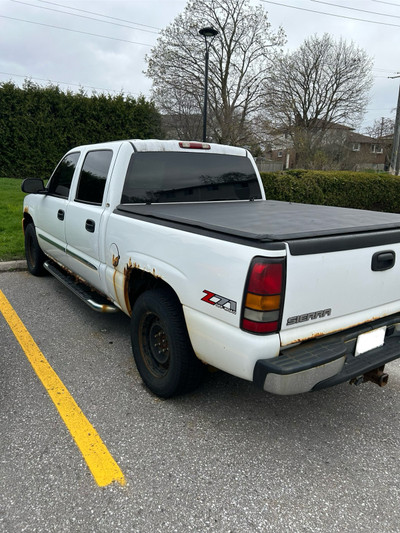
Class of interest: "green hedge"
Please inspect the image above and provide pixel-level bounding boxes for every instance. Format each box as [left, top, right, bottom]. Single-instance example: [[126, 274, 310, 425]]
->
[[0, 81, 162, 179], [261, 170, 400, 213]]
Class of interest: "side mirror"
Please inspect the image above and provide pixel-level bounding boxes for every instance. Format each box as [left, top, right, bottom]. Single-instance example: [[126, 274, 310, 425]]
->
[[21, 178, 46, 194]]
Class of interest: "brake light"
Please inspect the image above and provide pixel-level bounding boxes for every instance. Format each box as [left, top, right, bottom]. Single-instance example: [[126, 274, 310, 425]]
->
[[179, 141, 211, 150], [241, 258, 285, 334]]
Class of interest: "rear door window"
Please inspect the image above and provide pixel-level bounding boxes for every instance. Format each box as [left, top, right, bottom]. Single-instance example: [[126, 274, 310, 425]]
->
[[75, 150, 113, 205]]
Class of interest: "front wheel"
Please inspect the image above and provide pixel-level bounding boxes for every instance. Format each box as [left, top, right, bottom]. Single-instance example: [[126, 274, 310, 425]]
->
[[131, 288, 204, 398], [24, 223, 47, 276]]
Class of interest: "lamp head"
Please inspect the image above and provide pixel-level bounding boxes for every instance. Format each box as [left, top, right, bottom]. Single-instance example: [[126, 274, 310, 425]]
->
[[199, 27, 219, 39]]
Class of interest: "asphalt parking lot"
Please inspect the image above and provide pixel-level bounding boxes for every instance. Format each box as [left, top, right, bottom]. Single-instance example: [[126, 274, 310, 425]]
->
[[1, 268, 400, 533]]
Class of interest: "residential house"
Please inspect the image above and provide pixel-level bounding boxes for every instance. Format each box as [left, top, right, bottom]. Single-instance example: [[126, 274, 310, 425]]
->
[[263, 122, 391, 171]]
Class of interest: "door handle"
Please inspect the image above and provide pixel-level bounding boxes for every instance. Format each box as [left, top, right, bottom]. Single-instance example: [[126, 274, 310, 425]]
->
[[57, 209, 65, 221], [371, 251, 396, 271], [85, 219, 95, 233]]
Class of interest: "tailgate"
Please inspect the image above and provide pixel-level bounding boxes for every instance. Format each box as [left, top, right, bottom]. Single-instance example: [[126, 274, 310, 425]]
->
[[280, 232, 400, 346]]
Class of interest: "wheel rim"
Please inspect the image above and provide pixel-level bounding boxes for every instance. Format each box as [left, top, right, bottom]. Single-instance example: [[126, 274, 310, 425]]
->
[[140, 312, 170, 378]]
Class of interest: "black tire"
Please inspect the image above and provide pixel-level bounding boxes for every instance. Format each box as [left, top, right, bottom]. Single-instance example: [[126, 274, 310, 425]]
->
[[25, 223, 47, 276], [131, 288, 204, 398]]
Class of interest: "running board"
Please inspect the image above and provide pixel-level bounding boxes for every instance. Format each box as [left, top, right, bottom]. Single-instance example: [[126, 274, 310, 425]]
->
[[44, 260, 119, 313]]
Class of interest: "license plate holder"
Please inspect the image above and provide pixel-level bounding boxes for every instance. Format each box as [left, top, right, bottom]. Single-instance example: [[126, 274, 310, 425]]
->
[[355, 326, 386, 357]]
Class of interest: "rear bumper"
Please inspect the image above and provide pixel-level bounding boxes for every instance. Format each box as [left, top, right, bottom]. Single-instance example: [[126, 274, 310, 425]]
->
[[253, 313, 400, 395]]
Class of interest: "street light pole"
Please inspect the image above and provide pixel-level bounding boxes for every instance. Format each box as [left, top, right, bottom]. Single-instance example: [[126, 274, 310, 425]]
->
[[199, 27, 219, 143]]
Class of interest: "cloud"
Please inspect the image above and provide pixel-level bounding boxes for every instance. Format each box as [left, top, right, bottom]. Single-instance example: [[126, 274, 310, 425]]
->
[[1, 0, 398, 130]]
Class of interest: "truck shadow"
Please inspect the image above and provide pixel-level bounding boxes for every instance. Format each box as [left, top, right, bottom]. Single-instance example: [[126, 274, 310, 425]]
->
[[171, 362, 400, 447]]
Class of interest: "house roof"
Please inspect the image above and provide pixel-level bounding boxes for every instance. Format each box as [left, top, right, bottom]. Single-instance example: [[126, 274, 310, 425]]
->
[[347, 131, 376, 143]]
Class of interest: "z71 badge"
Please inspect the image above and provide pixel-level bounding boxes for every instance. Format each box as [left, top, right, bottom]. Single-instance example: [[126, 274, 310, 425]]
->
[[202, 290, 237, 314]]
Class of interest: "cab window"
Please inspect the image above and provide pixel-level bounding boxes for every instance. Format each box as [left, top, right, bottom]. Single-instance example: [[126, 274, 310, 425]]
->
[[47, 152, 80, 198], [121, 152, 261, 204]]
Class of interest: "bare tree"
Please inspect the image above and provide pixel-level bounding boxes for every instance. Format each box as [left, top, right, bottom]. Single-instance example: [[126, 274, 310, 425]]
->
[[365, 116, 395, 169], [365, 116, 394, 138], [265, 34, 373, 168], [145, 0, 285, 145]]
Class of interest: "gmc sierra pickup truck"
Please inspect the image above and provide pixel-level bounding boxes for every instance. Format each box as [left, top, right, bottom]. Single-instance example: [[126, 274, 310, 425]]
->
[[21, 139, 400, 398]]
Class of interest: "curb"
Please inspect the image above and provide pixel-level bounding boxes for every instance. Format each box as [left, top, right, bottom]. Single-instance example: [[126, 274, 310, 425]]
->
[[0, 260, 27, 272]]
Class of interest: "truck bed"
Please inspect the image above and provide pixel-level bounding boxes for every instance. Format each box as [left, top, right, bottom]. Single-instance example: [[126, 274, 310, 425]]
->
[[115, 200, 400, 253]]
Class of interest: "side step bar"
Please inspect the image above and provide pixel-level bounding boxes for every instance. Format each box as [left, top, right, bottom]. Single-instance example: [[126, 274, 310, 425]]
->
[[44, 260, 119, 313]]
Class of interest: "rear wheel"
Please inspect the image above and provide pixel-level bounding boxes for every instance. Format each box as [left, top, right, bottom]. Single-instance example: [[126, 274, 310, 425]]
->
[[25, 223, 46, 276], [131, 288, 204, 398]]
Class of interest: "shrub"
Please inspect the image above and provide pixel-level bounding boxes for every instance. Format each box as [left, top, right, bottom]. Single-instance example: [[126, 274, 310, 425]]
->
[[0, 81, 163, 179], [261, 170, 400, 213]]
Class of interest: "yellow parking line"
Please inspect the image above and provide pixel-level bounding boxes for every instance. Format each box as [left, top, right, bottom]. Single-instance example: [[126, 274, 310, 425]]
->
[[0, 290, 125, 488]]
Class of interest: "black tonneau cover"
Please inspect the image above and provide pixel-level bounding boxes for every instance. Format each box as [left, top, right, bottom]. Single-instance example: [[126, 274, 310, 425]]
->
[[115, 200, 400, 254]]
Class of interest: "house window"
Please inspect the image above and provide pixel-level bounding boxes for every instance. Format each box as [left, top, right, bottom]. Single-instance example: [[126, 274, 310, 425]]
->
[[277, 151, 283, 158], [371, 144, 383, 154], [352, 143, 360, 152]]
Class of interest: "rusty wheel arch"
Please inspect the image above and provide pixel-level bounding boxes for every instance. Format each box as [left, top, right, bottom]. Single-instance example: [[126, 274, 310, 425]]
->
[[23, 212, 34, 232], [125, 268, 181, 317]]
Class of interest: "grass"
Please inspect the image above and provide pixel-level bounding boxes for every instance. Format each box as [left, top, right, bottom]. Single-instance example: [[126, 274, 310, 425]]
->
[[0, 178, 26, 261]]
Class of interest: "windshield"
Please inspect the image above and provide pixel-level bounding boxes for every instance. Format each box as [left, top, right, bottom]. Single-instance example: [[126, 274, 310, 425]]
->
[[121, 152, 262, 204]]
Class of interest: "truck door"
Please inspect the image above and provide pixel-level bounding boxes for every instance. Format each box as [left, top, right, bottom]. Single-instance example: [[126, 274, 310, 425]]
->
[[64, 149, 114, 290], [34, 151, 80, 266]]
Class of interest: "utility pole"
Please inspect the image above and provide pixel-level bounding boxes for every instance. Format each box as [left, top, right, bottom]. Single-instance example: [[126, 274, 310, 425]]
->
[[389, 75, 400, 175]]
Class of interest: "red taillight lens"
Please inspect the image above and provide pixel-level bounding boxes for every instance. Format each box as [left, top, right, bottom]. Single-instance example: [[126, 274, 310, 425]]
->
[[247, 262, 282, 294], [241, 258, 285, 334]]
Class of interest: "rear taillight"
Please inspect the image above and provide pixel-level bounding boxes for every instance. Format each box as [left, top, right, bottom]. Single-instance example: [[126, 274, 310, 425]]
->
[[241, 257, 285, 334]]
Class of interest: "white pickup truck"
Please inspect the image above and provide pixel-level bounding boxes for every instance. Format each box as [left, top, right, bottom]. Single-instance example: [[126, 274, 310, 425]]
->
[[22, 139, 400, 398]]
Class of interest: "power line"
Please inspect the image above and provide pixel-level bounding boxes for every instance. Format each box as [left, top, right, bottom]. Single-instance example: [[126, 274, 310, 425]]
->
[[311, 0, 400, 19], [10, 0, 160, 34], [261, 0, 400, 28], [0, 15, 154, 46], [36, 0, 162, 31], [373, 68, 400, 73], [0, 70, 143, 95], [372, 0, 400, 7]]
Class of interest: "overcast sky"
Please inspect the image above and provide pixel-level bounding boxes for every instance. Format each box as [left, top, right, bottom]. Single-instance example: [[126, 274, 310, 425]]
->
[[1, 0, 399, 133]]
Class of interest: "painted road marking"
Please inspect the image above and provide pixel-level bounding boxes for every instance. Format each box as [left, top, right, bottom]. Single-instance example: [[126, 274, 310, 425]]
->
[[0, 290, 125, 487]]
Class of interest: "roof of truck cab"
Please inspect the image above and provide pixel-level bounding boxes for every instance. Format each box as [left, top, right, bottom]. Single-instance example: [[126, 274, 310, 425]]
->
[[129, 140, 248, 156], [67, 139, 249, 157], [69, 139, 248, 157]]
